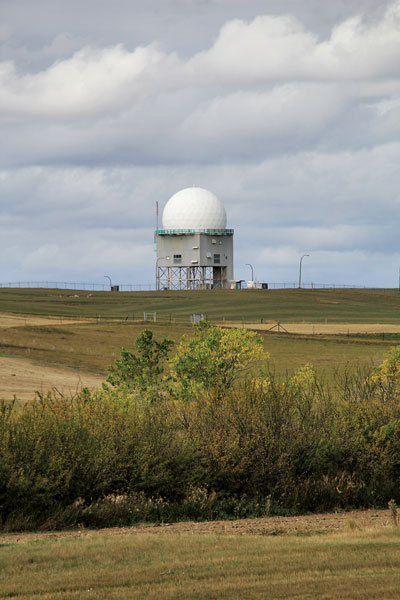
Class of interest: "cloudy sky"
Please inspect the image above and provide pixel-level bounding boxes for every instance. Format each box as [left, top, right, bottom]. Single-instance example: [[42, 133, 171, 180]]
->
[[1, 0, 400, 288]]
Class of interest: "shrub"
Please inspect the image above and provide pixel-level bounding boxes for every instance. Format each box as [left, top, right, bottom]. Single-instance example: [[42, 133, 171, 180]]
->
[[169, 321, 267, 399], [106, 329, 173, 398], [3, 340, 400, 530]]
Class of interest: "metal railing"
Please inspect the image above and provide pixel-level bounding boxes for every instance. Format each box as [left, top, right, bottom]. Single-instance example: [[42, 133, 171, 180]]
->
[[156, 228, 234, 235]]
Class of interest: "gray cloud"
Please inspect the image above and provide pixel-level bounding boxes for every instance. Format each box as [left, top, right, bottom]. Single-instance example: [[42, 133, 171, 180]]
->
[[1, 0, 400, 287]]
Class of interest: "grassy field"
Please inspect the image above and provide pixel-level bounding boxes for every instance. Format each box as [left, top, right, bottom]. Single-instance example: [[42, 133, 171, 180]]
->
[[2, 287, 400, 322], [0, 318, 395, 384], [1, 526, 400, 599], [1, 288, 400, 597], [1, 288, 400, 395]]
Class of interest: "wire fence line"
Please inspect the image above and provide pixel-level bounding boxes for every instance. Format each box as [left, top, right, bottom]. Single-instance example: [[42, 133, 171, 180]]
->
[[0, 281, 372, 292], [264, 282, 367, 290], [0, 281, 154, 292]]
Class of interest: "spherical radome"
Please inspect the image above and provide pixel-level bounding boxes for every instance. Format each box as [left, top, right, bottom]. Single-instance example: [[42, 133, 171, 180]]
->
[[162, 187, 227, 230]]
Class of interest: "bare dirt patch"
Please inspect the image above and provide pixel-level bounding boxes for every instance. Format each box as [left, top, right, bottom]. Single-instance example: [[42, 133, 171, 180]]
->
[[222, 322, 400, 335], [0, 509, 393, 544], [0, 356, 104, 401]]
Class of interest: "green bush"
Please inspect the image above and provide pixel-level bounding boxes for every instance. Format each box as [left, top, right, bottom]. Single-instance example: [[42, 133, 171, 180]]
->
[[3, 337, 400, 531], [106, 328, 173, 399]]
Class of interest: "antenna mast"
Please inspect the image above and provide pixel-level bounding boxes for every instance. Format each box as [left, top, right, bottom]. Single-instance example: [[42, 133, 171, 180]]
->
[[156, 201, 159, 231]]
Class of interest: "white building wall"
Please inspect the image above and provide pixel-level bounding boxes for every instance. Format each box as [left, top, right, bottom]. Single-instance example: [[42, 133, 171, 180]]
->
[[156, 232, 234, 288]]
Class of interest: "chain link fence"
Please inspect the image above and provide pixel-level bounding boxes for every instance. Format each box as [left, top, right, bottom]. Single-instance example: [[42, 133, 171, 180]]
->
[[0, 281, 370, 291]]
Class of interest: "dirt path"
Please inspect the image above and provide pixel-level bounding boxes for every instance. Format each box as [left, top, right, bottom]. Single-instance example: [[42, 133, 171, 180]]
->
[[0, 313, 94, 329], [0, 509, 394, 544], [0, 356, 104, 401], [222, 322, 400, 335]]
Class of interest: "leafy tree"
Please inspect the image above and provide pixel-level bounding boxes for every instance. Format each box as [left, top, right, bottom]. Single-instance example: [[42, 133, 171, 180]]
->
[[169, 321, 267, 399], [106, 329, 173, 394], [368, 346, 400, 400]]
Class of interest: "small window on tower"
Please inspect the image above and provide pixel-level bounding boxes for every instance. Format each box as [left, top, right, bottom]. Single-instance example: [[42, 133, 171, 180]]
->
[[173, 254, 182, 264], [214, 254, 220, 264]]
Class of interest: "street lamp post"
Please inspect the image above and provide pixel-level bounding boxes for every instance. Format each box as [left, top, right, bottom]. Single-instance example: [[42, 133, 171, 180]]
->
[[298, 255, 309, 289], [156, 256, 170, 290], [245, 263, 254, 282], [104, 275, 112, 291]]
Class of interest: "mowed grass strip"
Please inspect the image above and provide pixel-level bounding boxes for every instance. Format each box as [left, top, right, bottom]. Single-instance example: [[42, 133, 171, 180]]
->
[[1, 528, 400, 599], [2, 287, 400, 323]]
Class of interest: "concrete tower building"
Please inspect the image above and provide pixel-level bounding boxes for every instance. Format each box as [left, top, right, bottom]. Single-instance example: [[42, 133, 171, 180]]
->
[[156, 187, 234, 290]]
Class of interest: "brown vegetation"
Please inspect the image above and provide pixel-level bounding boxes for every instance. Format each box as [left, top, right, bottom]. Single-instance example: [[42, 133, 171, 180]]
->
[[0, 508, 393, 545]]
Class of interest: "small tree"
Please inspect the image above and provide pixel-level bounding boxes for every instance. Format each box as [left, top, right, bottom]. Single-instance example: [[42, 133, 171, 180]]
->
[[106, 329, 173, 395], [368, 346, 400, 400], [169, 321, 267, 399]]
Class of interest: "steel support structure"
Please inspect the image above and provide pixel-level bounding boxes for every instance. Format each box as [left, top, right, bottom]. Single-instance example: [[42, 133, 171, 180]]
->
[[157, 266, 226, 290]]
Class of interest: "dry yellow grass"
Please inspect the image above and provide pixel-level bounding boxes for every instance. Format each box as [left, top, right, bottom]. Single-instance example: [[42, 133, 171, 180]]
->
[[1, 524, 400, 599], [0, 312, 95, 329], [222, 321, 400, 335], [0, 356, 104, 401]]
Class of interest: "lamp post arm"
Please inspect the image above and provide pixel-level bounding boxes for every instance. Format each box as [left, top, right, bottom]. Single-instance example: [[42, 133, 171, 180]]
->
[[245, 263, 254, 281], [156, 257, 165, 291], [298, 255, 309, 289], [104, 275, 112, 290]]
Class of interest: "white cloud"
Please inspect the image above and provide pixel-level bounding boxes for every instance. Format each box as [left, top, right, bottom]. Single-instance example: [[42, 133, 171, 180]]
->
[[1, 1, 400, 286], [1, 3, 400, 126], [0, 44, 178, 121], [190, 3, 400, 82]]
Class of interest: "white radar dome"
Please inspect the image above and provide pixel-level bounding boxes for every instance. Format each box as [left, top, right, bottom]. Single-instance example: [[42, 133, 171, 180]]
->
[[162, 187, 227, 230]]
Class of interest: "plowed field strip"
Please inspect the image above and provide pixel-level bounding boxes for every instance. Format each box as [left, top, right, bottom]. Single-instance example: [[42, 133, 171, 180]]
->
[[0, 509, 393, 543]]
